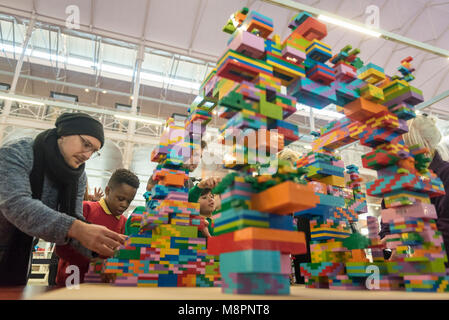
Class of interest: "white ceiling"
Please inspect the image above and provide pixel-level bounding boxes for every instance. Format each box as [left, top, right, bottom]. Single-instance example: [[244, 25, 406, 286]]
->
[[1, 0, 449, 114], [0, 0, 449, 112]]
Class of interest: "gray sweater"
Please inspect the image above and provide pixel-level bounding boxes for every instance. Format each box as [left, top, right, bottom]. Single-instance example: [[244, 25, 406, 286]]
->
[[0, 137, 93, 262]]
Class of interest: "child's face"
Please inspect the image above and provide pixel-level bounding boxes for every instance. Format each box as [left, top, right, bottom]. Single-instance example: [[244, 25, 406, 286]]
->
[[214, 194, 221, 211], [199, 192, 215, 217], [105, 183, 137, 217]]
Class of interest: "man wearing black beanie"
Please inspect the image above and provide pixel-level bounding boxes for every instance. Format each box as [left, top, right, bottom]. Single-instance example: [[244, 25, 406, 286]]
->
[[0, 112, 126, 286]]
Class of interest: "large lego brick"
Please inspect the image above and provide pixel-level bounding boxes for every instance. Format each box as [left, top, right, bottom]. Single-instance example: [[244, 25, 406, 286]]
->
[[287, 76, 337, 109], [251, 181, 319, 214], [403, 275, 449, 292], [306, 61, 336, 85], [227, 29, 265, 59], [381, 202, 437, 221], [216, 50, 273, 83], [367, 172, 445, 198], [357, 63, 386, 84], [343, 98, 388, 122], [219, 249, 281, 274], [240, 10, 274, 39], [300, 262, 345, 277], [208, 227, 307, 255], [221, 272, 290, 295], [265, 52, 306, 86], [291, 16, 327, 41], [306, 39, 332, 63]]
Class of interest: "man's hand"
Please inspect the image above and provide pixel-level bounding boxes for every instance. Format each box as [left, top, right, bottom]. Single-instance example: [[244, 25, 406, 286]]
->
[[197, 177, 221, 190], [68, 220, 126, 257]]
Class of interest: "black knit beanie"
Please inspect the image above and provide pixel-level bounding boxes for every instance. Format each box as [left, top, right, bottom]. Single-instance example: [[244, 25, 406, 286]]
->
[[55, 113, 105, 147]]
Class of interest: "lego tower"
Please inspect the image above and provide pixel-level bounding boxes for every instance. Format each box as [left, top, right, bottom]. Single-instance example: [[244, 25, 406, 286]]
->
[[85, 117, 220, 287], [195, 8, 321, 295], [196, 7, 448, 293]]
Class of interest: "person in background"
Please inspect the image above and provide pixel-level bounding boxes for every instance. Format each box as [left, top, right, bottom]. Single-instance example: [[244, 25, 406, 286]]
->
[[197, 188, 217, 238], [0, 112, 126, 286], [184, 140, 207, 190], [56, 168, 140, 285], [146, 176, 157, 193], [84, 183, 104, 202], [277, 148, 301, 166], [188, 177, 221, 203], [379, 114, 449, 260], [277, 148, 310, 284]]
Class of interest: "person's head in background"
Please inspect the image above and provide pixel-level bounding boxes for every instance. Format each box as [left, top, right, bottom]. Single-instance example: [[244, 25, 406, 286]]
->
[[277, 148, 302, 167], [146, 176, 157, 192], [184, 140, 207, 173], [105, 168, 140, 217], [199, 188, 215, 218], [403, 114, 449, 161]]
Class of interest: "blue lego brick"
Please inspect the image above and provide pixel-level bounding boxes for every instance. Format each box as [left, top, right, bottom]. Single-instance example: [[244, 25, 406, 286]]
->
[[158, 274, 178, 287], [268, 214, 295, 231], [219, 250, 281, 274], [294, 203, 336, 218], [287, 77, 338, 109], [357, 62, 385, 75], [306, 160, 345, 177], [215, 209, 269, 226]]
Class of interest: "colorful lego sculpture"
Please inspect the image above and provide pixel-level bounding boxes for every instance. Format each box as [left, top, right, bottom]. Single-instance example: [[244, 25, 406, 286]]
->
[[84, 118, 220, 287], [193, 7, 447, 294]]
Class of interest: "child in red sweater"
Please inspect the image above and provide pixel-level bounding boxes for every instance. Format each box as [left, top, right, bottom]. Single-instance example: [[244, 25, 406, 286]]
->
[[55, 168, 140, 286]]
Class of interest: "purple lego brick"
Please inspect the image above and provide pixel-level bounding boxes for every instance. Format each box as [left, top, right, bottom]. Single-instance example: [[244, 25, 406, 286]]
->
[[228, 30, 265, 59]]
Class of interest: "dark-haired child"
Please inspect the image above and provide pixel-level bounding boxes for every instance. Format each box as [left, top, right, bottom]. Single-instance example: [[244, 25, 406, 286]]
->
[[197, 188, 216, 238], [55, 168, 140, 286]]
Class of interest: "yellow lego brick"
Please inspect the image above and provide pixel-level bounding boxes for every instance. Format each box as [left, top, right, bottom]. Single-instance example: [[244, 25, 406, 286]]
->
[[316, 175, 345, 188], [357, 68, 386, 84], [360, 84, 385, 103]]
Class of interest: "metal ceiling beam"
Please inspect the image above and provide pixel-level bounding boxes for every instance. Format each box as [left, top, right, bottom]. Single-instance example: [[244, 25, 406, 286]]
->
[[0, 69, 190, 109], [0, 5, 220, 63], [187, 0, 205, 55], [416, 89, 449, 111], [260, 0, 449, 58]]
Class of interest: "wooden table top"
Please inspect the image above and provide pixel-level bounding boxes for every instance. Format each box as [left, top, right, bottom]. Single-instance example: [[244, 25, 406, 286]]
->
[[29, 283, 449, 300]]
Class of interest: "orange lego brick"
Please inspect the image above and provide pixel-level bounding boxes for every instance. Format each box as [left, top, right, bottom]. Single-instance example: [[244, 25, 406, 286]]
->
[[208, 227, 307, 255], [158, 171, 187, 187], [292, 16, 327, 41], [343, 98, 388, 122], [251, 181, 319, 214]]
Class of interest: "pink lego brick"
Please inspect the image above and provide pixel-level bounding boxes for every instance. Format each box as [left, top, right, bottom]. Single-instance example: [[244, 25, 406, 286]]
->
[[228, 30, 265, 59], [281, 45, 306, 63], [381, 203, 437, 221]]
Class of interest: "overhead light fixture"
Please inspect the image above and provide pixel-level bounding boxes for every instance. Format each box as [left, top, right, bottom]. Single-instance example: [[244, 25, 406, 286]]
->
[[318, 14, 381, 38], [114, 114, 163, 125], [296, 103, 345, 120], [85, 88, 90, 92], [0, 94, 45, 106]]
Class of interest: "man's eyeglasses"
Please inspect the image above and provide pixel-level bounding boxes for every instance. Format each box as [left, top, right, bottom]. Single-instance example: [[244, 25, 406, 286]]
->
[[78, 135, 101, 159]]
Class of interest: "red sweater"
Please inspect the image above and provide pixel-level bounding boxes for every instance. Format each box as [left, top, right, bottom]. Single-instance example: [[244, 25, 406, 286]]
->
[[55, 200, 126, 286]]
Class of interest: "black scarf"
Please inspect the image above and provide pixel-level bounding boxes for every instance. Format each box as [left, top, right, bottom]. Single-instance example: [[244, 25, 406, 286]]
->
[[0, 129, 85, 286], [30, 128, 85, 217]]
